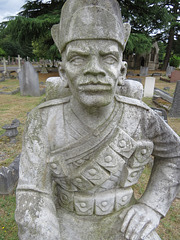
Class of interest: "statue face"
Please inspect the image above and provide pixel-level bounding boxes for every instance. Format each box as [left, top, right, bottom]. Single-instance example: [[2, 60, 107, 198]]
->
[[62, 40, 123, 107]]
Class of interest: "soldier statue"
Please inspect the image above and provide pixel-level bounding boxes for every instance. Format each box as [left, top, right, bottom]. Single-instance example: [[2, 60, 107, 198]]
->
[[15, 0, 180, 239]]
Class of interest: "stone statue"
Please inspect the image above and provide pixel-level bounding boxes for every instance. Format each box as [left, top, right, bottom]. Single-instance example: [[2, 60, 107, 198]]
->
[[15, 1, 180, 239]]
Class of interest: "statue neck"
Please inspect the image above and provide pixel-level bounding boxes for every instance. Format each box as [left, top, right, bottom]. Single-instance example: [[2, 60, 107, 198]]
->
[[70, 97, 115, 129]]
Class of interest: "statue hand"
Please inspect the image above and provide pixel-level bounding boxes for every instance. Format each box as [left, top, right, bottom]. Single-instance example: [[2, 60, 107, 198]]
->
[[119, 203, 161, 240]]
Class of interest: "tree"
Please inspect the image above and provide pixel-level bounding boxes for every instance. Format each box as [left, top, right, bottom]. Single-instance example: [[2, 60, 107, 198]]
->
[[162, 0, 179, 70], [0, 0, 64, 59]]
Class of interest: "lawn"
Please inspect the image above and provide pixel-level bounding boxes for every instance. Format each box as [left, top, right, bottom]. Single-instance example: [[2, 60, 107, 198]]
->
[[0, 70, 179, 240]]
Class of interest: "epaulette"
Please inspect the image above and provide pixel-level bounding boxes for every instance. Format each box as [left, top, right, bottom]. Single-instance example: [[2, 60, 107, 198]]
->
[[38, 97, 70, 109], [115, 95, 150, 111]]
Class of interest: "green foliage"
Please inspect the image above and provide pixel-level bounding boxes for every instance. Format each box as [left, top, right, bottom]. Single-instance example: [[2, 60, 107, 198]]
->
[[0, 47, 6, 56], [125, 33, 152, 55], [158, 41, 166, 63], [170, 55, 180, 68], [118, 0, 171, 35]]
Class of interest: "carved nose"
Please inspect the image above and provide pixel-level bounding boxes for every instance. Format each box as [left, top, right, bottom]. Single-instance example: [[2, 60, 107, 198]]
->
[[84, 57, 106, 76]]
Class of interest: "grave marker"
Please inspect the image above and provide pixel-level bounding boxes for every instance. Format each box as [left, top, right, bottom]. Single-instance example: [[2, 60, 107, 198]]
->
[[144, 77, 155, 97]]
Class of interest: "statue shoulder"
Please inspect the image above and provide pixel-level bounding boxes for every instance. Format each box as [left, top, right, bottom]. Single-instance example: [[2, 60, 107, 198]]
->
[[115, 95, 150, 111], [38, 96, 70, 109]]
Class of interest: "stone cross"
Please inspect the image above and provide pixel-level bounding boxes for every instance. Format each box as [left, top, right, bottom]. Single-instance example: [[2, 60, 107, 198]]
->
[[16, 55, 22, 70]]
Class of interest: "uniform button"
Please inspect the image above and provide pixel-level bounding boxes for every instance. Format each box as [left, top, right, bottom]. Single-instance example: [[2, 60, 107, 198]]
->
[[119, 140, 126, 148], [88, 168, 97, 176], [101, 201, 108, 207], [61, 194, 68, 202], [104, 155, 112, 163], [80, 202, 87, 208], [51, 163, 57, 169], [75, 178, 82, 183], [141, 148, 147, 155], [76, 159, 85, 165], [122, 195, 128, 202]]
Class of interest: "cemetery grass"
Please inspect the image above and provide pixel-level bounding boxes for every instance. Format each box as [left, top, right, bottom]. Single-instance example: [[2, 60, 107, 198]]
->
[[0, 72, 180, 240]]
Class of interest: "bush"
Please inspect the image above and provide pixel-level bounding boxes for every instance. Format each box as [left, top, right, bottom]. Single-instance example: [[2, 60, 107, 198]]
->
[[170, 55, 180, 68]]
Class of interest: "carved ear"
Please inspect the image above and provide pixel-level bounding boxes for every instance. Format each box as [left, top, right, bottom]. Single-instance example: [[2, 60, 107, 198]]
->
[[123, 23, 131, 48], [58, 62, 69, 88], [51, 24, 60, 51], [118, 61, 127, 86]]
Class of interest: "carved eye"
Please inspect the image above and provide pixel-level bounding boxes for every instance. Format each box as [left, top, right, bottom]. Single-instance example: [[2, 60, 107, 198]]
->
[[70, 56, 84, 65], [103, 55, 117, 64]]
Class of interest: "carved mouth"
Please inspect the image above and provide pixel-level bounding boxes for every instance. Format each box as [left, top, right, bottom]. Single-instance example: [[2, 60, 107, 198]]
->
[[79, 84, 112, 92]]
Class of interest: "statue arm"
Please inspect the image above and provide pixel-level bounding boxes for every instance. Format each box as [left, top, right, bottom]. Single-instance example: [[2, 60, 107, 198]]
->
[[15, 107, 61, 240], [120, 110, 180, 240]]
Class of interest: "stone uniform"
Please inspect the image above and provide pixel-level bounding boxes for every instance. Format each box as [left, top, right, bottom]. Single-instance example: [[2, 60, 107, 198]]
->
[[15, 95, 180, 240]]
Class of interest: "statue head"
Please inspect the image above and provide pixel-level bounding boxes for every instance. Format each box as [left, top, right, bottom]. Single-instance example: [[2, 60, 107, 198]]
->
[[51, 0, 131, 108]]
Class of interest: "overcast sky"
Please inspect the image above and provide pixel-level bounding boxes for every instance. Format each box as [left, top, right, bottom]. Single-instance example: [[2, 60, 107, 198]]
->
[[0, 0, 25, 23], [0, 0, 51, 23]]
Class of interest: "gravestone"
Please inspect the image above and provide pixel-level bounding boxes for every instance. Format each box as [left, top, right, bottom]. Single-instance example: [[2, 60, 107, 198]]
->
[[41, 65, 48, 73], [2, 57, 7, 75], [166, 65, 175, 77], [144, 77, 155, 97], [0, 154, 20, 195], [16, 55, 22, 73], [140, 66, 148, 76], [170, 70, 180, 83], [18, 61, 40, 96], [169, 80, 180, 117]]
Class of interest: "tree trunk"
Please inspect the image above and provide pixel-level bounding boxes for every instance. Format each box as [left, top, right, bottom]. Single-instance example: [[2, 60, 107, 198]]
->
[[162, 27, 174, 70], [162, 0, 178, 70]]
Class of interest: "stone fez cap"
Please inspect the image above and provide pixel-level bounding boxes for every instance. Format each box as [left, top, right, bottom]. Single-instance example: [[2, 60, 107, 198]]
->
[[51, 0, 131, 53]]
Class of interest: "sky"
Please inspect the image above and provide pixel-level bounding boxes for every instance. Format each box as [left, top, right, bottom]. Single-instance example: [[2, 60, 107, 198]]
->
[[0, 0, 25, 23], [0, 0, 50, 23]]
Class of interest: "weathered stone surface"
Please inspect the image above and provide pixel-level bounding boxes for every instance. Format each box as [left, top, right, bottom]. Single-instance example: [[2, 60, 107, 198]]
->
[[169, 80, 180, 117], [0, 154, 20, 195], [154, 88, 173, 103], [46, 77, 71, 100], [15, 1, 180, 240], [18, 61, 40, 96], [170, 70, 180, 83], [144, 77, 155, 97], [140, 66, 148, 76], [166, 65, 175, 77]]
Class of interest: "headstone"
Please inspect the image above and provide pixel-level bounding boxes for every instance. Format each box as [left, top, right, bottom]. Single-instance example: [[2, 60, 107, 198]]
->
[[170, 70, 180, 83], [166, 65, 175, 77], [41, 65, 48, 73], [0, 154, 20, 195], [140, 66, 148, 76], [169, 80, 180, 117], [18, 61, 40, 96], [144, 77, 155, 97], [2, 57, 7, 74]]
